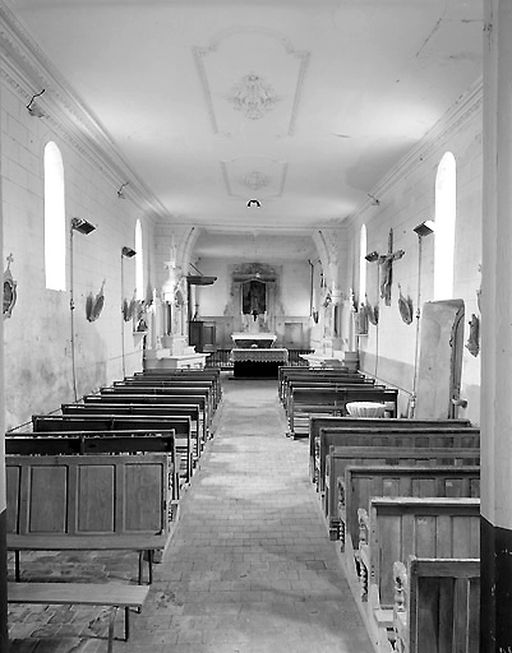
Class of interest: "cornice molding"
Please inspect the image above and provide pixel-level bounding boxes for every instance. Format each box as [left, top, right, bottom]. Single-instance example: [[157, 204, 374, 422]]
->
[[0, 3, 170, 219], [352, 76, 483, 219]]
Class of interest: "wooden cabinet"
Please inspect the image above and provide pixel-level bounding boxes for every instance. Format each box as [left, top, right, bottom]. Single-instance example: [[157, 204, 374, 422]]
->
[[189, 321, 216, 353]]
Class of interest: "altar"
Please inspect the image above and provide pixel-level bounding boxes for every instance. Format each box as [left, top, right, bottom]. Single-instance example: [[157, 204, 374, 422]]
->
[[231, 332, 277, 349], [231, 347, 288, 378]]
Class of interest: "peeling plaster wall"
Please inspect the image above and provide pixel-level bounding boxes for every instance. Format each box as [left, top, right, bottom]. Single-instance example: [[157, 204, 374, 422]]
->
[[343, 84, 482, 423], [1, 81, 156, 430]]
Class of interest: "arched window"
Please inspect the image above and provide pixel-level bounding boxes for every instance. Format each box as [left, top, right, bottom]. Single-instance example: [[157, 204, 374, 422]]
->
[[135, 219, 144, 300], [359, 224, 367, 304], [44, 142, 66, 290], [434, 152, 457, 300]]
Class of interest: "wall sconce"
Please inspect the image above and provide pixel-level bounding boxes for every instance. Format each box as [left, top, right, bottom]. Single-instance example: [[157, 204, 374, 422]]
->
[[121, 246, 136, 258], [411, 218, 435, 416], [413, 220, 435, 237], [121, 246, 136, 377], [117, 182, 129, 199], [69, 217, 96, 401], [71, 217, 96, 235], [26, 89, 46, 117], [365, 250, 380, 263]]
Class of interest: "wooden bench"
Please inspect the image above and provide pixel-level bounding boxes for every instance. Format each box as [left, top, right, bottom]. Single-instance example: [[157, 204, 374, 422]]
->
[[308, 417, 472, 484], [340, 465, 480, 554], [357, 497, 480, 652], [280, 373, 372, 407], [33, 413, 193, 488], [132, 368, 222, 406], [8, 581, 149, 653], [278, 366, 365, 402], [117, 377, 220, 409], [61, 403, 199, 472], [324, 446, 480, 540], [318, 425, 480, 495], [6, 429, 181, 505], [288, 386, 398, 438], [6, 453, 171, 585], [392, 556, 479, 653], [85, 392, 209, 447]]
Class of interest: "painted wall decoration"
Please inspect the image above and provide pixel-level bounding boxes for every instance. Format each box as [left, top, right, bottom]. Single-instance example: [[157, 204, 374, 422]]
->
[[3, 254, 17, 320], [86, 280, 106, 322], [397, 284, 414, 325], [465, 313, 480, 357]]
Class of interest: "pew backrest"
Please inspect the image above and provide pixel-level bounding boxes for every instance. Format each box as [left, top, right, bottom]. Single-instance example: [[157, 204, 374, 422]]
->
[[343, 465, 480, 551], [367, 497, 480, 608], [6, 453, 170, 538]]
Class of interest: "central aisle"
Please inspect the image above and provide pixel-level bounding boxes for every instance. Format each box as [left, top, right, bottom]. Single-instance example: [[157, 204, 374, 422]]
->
[[126, 378, 373, 653]]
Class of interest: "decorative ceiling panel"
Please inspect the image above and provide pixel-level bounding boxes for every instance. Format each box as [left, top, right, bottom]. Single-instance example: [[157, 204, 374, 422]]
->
[[193, 27, 310, 136], [220, 157, 288, 199]]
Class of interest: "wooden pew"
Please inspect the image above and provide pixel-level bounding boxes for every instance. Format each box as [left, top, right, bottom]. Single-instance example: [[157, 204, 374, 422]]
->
[[133, 368, 222, 405], [54, 404, 194, 483], [340, 465, 480, 554], [318, 425, 480, 495], [77, 397, 206, 458], [87, 391, 209, 446], [6, 453, 170, 585], [392, 556, 479, 653], [118, 377, 220, 410], [324, 446, 480, 540], [288, 386, 399, 438], [357, 498, 480, 652], [308, 417, 472, 484], [280, 373, 372, 408], [8, 428, 181, 503], [277, 366, 364, 402], [103, 384, 213, 419]]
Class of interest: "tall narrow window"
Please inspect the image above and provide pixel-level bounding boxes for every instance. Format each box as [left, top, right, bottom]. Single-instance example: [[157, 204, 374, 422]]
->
[[135, 219, 144, 300], [44, 142, 66, 290], [359, 224, 367, 304], [434, 152, 456, 300]]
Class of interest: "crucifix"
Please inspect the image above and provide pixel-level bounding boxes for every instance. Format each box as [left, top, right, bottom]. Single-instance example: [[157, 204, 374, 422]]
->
[[378, 228, 405, 306]]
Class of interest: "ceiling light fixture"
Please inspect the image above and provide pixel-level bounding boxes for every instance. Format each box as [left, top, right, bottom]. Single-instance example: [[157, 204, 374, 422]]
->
[[413, 220, 435, 237], [121, 246, 136, 258], [26, 89, 46, 117], [365, 250, 380, 263], [246, 199, 261, 208]]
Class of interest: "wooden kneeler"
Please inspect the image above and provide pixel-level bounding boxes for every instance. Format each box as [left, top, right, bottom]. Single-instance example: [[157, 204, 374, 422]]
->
[[8, 581, 149, 652]]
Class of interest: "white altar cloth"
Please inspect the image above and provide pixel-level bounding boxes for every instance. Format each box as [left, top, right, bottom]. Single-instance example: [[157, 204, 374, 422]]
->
[[231, 348, 288, 363], [231, 333, 277, 348]]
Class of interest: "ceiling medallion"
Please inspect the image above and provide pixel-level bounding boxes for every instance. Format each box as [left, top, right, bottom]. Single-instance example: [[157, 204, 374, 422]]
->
[[228, 73, 280, 120], [241, 170, 271, 191]]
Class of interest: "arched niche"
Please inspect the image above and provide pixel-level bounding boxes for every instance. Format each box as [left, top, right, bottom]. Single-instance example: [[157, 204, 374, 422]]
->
[[224, 262, 284, 333]]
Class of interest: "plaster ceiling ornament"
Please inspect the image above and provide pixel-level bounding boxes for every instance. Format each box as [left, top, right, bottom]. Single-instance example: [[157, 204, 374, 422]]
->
[[193, 27, 310, 136], [221, 157, 287, 199], [227, 73, 280, 121], [242, 170, 271, 191]]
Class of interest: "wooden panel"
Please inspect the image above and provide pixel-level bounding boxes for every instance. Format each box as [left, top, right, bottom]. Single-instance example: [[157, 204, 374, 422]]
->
[[76, 465, 115, 533], [124, 463, 164, 532], [6, 466, 20, 533], [29, 466, 67, 533]]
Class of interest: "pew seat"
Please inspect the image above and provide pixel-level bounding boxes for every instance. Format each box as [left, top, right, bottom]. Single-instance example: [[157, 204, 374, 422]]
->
[[8, 581, 149, 653]]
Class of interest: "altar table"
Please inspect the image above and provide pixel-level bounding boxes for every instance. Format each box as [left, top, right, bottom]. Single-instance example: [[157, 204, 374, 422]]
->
[[231, 348, 288, 378]]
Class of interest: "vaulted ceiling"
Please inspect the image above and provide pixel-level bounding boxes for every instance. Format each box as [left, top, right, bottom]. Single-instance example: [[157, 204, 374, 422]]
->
[[4, 0, 483, 241]]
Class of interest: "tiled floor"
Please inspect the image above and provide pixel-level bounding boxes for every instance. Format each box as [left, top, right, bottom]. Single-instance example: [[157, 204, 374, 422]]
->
[[8, 377, 373, 653]]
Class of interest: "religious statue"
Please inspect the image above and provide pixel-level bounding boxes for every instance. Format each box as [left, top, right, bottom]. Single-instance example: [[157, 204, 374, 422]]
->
[[378, 229, 405, 306]]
